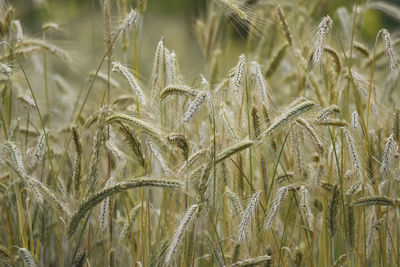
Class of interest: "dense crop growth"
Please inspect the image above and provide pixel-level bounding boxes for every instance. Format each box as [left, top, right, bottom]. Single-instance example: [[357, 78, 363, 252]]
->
[[0, 0, 399, 266]]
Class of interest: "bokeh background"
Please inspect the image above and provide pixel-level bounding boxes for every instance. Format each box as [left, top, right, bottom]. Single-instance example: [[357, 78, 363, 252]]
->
[[9, 0, 400, 90]]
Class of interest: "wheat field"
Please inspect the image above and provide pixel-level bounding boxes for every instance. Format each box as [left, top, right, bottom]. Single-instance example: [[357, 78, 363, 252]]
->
[[0, 0, 400, 266]]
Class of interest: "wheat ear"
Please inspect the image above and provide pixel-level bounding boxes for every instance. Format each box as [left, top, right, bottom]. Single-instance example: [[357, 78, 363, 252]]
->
[[352, 196, 394, 207], [230, 255, 272, 267], [237, 190, 261, 244], [165, 204, 199, 264], [260, 100, 316, 138], [68, 178, 182, 237]]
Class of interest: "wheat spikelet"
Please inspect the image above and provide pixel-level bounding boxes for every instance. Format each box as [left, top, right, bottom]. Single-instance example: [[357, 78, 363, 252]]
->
[[296, 118, 324, 154], [366, 211, 377, 257], [216, 139, 255, 164], [0, 62, 12, 75], [72, 126, 83, 195], [0, 172, 10, 182], [276, 5, 292, 47], [353, 41, 370, 57], [265, 186, 290, 231], [314, 118, 348, 127], [350, 111, 359, 132], [316, 105, 340, 121], [151, 37, 165, 100], [165, 50, 180, 85], [343, 129, 363, 181], [99, 177, 114, 231], [230, 255, 272, 267], [380, 29, 398, 71], [214, 0, 248, 21], [352, 196, 394, 207], [323, 46, 341, 75], [68, 178, 182, 237], [310, 15, 333, 66], [291, 128, 305, 177], [6, 46, 39, 59], [11, 19, 22, 41], [0, 244, 11, 261], [312, 164, 324, 189], [112, 94, 135, 105], [160, 85, 198, 100], [393, 109, 400, 141], [106, 113, 164, 144], [326, 185, 339, 237], [237, 190, 261, 244], [0, 6, 15, 38], [179, 148, 207, 173], [19, 39, 71, 62], [106, 140, 123, 160], [112, 61, 146, 105], [250, 61, 268, 104], [119, 204, 142, 241], [27, 131, 46, 173], [18, 247, 36, 267], [27, 175, 71, 215], [165, 204, 199, 264], [220, 104, 239, 142], [348, 71, 377, 111], [276, 172, 295, 184], [3, 141, 25, 177], [299, 186, 313, 222], [72, 248, 87, 267], [42, 22, 60, 32], [147, 141, 170, 174], [260, 100, 316, 138], [183, 91, 207, 123], [231, 54, 246, 93], [226, 186, 244, 217], [167, 134, 189, 160], [17, 94, 35, 109], [118, 123, 145, 168], [333, 254, 347, 267], [346, 182, 361, 197], [379, 134, 398, 177], [251, 106, 261, 139], [87, 110, 107, 191], [112, 9, 136, 37]]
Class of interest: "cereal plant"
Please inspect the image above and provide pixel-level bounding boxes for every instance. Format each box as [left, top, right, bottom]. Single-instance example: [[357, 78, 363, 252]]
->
[[0, 0, 399, 266]]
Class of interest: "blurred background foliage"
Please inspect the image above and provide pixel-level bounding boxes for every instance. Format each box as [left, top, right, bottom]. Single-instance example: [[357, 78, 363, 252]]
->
[[9, 0, 400, 86], [13, 0, 399, 32]]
